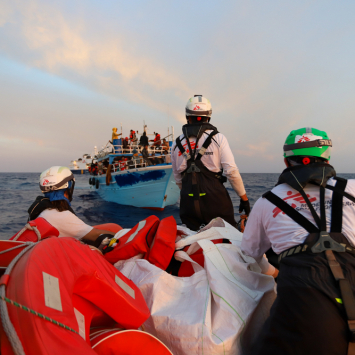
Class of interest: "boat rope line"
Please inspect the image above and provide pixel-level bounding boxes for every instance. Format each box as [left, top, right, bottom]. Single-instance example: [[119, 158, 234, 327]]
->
[[0, 294, 79, 335]]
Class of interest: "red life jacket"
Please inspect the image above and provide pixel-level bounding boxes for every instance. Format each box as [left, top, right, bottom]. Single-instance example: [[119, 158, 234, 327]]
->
[[175, 239, 229, 277], [147, 216, 177, 270], [104, 216, 160, 264]]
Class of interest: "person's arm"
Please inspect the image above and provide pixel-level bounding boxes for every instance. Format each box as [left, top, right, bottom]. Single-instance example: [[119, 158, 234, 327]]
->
[[171, 141, 183, 190], [241, 199, 278, 278], [218, 135, 250, 214]]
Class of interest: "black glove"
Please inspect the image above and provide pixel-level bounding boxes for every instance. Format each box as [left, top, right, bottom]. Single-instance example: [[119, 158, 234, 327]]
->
[[239, 199, 251, 216]]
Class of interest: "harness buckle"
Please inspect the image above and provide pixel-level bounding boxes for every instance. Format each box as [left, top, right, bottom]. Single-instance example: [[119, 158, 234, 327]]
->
[[187, 163, 201, 174], [311, 231, 346, 254], [183, 152, 191, 161]]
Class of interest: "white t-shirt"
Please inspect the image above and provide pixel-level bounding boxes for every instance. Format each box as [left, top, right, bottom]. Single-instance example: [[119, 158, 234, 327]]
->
[[171, 130, 246, 196], [39, 209, 93, 239], [241, 177, 355, 262]]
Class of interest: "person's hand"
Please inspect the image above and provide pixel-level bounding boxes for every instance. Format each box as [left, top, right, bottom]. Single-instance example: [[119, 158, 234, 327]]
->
[[239, 199, 251, 216]]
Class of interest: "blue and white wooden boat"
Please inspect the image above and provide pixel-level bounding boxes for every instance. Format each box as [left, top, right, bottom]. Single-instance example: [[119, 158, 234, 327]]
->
[[91, 133, 179, 210]]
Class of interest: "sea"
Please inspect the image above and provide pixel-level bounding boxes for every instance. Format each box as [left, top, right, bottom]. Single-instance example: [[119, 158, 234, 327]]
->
[[1, 172, 354, 240]]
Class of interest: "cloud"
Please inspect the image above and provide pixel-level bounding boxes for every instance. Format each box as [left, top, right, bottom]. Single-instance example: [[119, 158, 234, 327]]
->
[[1, 0, 191, 120]]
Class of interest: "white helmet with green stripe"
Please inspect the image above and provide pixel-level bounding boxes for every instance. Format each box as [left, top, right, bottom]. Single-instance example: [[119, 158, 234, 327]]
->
[[283, 127, 332, 160]]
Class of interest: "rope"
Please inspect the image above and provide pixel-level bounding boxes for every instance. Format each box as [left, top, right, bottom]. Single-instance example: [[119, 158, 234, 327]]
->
[[0, 242, 33, 255], [0, 294, 78, 335], [12, 223, 41, 241]]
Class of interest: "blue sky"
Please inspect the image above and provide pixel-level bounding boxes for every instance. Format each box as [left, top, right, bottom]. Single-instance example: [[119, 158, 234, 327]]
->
[[1, 0, 355, 172]]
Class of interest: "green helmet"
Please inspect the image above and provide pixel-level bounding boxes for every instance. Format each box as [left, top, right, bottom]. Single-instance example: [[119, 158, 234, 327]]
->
[[283, 127, 332, 160]]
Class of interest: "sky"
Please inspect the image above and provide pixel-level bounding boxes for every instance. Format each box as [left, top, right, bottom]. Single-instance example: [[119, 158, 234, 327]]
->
[[1, 0, 355, 173]]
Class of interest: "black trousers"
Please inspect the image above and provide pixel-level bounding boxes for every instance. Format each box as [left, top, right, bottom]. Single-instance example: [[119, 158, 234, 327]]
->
[[251, 250, 355, 355]]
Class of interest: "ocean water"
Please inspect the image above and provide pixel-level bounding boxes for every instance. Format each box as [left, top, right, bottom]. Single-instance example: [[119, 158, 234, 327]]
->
[[1, 172, 354, 240]]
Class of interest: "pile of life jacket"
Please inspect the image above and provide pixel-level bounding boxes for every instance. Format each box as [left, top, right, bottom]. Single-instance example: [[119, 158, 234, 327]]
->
[[5, 216, 226, 279], [103, 216, 231, 277]]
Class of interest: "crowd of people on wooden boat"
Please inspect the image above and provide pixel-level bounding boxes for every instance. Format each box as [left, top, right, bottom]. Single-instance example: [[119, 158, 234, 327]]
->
[[26, 94, 355, 355]]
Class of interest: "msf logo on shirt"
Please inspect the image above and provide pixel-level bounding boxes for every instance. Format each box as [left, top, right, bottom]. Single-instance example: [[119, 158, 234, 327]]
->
[[178, 141, 199, 156], [272, 191, 317, 218]]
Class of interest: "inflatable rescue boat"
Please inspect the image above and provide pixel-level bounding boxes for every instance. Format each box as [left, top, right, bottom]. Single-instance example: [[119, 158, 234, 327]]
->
[[0, 218, 173, 355]]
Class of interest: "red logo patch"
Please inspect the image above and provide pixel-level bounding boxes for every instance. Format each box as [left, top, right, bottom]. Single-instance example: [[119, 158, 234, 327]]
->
[[193, 105, 201, 110], [297, 136, 310, 143], [42, 179, 49, 186], [272, 191, 317, 218], [178, 141, 198, 156]]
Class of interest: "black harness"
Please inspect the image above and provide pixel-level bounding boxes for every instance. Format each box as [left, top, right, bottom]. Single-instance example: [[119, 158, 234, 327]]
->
[[175, 124, 234, 230], [28, 196, 76, 221], [263, 176, 355, 344]]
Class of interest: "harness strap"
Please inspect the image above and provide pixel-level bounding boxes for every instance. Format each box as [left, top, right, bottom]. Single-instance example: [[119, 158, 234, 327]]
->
[[298, 189, 322, 230], [175, 137, 191, 161], [262, 191, 319, 233], [195, 131, 218, 161], [332, 179, 348, 232], [325, 249, 355, 343]]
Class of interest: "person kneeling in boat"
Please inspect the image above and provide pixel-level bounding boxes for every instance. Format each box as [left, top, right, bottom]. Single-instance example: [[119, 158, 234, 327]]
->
[[171, 95, 250, 231], [28, 166, 115, 246], [241, 127, 355, 355]]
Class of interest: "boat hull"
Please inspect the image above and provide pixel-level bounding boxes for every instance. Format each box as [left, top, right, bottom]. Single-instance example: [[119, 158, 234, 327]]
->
[[71, 169, 89, 175], [93, 166, 180, 210]]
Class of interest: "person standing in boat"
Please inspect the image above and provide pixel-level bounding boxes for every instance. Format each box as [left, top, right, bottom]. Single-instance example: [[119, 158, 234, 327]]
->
[[111, 127, 122, 153], [122, 137, 129, 153], [28, 166, 115, 244], [130, 130, 138, 146], [139, 131, 149, 148], [171, 95, 250, 231], [241, 128, 355, 355]]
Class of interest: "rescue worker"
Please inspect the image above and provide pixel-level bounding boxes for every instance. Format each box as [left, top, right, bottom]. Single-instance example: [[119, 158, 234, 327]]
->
[[241, 127, 355, 355], [171, 95, 250, 231], [28, 166, 115, 245]]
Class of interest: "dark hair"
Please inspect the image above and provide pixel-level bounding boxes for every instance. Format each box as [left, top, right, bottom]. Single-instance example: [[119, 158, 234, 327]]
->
[[49, 200, 71, 212]]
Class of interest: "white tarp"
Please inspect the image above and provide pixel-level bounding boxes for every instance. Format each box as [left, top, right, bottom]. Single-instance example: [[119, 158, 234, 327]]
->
[[115, 220, 276, 355]]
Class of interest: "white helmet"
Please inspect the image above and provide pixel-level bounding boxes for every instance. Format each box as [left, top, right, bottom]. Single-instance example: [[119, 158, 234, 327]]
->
[[39, 166, 75, 193], [185, 95, 212, 118]]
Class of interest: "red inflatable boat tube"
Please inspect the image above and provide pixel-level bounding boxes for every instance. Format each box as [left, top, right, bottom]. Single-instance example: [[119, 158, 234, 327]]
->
[[1, 237, 150, 355]]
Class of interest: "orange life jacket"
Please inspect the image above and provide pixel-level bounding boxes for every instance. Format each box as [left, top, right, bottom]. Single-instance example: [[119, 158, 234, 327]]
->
[[104, 216, 160, 264], [146, 216, 177, 270]]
